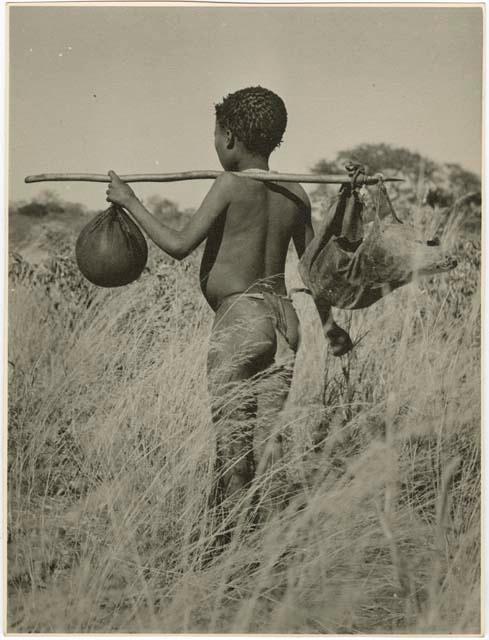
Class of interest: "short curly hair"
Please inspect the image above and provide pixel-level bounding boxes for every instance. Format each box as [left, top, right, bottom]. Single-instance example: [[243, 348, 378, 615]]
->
[[215, 86, 287, 157]]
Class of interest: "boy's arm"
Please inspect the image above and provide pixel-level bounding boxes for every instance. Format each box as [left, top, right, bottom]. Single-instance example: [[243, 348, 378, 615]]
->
[[292, 195, 314, 259], [106, 170, 233, 260]]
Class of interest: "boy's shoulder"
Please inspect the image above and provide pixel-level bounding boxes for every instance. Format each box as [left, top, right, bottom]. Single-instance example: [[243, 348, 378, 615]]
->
[[214, 171, 270, 199], [216, 172, 311, 210], [213, 171, 255, 198], [273, 179, 311, 215]]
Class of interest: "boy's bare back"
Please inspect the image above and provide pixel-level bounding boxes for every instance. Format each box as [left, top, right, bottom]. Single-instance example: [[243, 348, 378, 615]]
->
[[200, 174, 311, 310], [106, 86, 312, 313]]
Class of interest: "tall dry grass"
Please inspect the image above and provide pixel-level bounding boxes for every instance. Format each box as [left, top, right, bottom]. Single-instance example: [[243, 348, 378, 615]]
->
[[7, 208, 480, 633]]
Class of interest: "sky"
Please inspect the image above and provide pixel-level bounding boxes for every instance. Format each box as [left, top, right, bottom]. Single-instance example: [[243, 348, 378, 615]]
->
[[8, 4, 483, 212]]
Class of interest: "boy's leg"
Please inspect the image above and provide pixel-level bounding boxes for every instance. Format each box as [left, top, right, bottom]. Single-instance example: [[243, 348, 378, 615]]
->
[[207, 296, 276, 533], [255, 361, 294, 473], [208, 361, 257, 509], [254, 295, 300, 518]]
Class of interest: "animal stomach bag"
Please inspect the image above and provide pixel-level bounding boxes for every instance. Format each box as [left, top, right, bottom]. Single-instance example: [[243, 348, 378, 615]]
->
[[298, 167, 457, 345]]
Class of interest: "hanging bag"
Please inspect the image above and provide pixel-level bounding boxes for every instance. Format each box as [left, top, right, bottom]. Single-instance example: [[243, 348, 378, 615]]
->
[[76, 204, 148, 287], [298, 164, 457, 349]]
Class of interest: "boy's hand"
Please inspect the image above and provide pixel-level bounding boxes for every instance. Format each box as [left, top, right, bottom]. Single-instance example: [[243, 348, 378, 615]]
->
[[106, 170, 137, 207]]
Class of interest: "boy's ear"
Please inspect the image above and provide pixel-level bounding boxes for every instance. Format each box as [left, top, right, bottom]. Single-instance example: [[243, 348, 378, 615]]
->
[[225, 129, 235, 149]]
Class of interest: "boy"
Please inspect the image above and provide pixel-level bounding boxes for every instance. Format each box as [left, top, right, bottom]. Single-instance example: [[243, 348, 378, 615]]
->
[[106, 86, 313, 521]]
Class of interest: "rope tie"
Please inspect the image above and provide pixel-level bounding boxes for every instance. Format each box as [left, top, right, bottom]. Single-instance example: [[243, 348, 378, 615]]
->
[[374, 172, 403, 224]]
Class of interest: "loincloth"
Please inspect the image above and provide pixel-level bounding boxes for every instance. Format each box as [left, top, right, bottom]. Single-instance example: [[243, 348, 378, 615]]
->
[[214, 290, 299, 368]]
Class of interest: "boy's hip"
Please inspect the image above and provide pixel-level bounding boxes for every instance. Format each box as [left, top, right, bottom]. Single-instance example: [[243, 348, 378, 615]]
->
[[212, 290, 301, 362]]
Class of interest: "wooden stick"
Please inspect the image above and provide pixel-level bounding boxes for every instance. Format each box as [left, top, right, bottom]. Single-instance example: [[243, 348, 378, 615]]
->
[[25, 171, 404, 185]]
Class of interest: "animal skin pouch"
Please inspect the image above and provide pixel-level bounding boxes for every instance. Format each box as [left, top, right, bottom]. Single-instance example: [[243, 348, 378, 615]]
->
[[299, 167, 457, 355], [76, 204, 148, 287]]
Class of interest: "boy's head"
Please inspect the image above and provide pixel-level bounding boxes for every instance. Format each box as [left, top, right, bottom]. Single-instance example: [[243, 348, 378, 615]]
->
[[214, 86, 287, 168]]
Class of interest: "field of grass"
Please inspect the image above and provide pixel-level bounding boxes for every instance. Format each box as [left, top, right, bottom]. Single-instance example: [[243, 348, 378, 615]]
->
[[7, 202, 481, 633]]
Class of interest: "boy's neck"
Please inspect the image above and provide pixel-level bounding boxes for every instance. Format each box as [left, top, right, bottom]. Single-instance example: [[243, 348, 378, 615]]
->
[[233, 155, 270, 172]]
